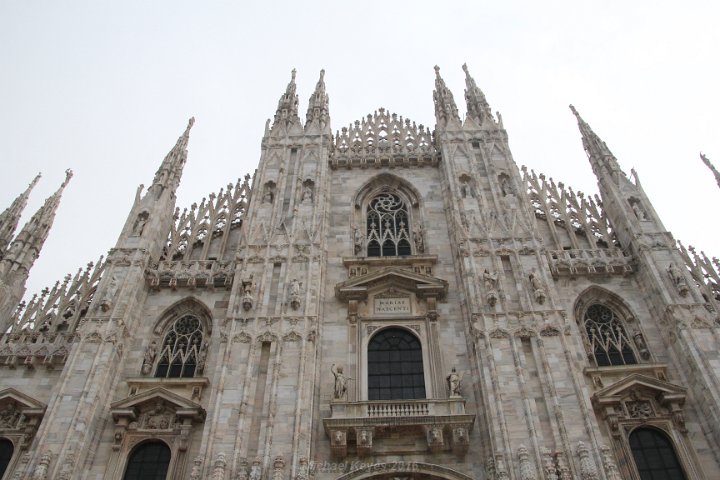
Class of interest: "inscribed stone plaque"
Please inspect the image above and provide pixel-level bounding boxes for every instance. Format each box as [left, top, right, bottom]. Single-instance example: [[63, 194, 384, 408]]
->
[[374, 297, 411, 315]]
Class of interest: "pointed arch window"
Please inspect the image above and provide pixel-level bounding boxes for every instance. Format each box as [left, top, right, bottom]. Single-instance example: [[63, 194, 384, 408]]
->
[[0, 439, 13, 480], [629, 428, 687, 480], [583, 304, 637, 366], [155, 315, 203, 378], [123, 441, 171, 480], [366, 193, 412, 257], [368, 328, 425, 400]]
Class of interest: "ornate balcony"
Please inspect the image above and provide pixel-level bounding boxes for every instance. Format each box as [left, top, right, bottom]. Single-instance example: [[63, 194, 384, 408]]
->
[[323, 398, 474, 457]]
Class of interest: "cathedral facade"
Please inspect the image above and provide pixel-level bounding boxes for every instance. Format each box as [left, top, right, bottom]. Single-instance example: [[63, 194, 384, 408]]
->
[[0, 65, 718, 480]]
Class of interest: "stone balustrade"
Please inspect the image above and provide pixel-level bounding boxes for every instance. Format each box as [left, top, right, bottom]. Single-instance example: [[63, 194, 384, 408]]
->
[[546, 248, 634, 277], [145, 260, 235, 290], [323, 398, 474, 457]]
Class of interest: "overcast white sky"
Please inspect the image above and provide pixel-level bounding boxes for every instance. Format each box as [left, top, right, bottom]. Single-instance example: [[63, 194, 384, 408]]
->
[[1, 1, 718, 298]]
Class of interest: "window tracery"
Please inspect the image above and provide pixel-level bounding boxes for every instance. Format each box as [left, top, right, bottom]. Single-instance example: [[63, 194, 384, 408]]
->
[[155, 315, 204, 378], [582, 304, 638, 366], [366, 193, 412, 257]]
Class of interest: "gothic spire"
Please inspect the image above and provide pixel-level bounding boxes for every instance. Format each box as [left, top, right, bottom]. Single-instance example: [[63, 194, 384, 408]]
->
[[432, 65, 460, 127], [0, 172, 41, 258], [700, 152, 720, 189], [3, 169, 72, 273], [273, 69, 300, 128], [462, 63, 493, 126], [150, 117, 194, 196], [305, 69, 330, 130], [569, 105, 625, 183]]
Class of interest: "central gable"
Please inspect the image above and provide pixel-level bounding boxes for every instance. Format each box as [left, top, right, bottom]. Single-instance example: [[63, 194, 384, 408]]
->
[[330, 108, 439, 169]]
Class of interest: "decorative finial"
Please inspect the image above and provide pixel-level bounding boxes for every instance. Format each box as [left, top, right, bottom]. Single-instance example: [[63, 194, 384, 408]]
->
[[62, 169, 74, 187], [291, 68, 297, 81], [569, 104, 579, 117], [188, 117, 195, 128], [462, 63, 469, 74], [320, 69, 325, 80], [434, 65, 440, 76]]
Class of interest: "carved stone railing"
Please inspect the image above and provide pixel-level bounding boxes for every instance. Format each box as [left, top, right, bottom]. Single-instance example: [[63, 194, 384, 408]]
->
[[145, 260, 235, 290], [323, 398, 474, 457], [0, 333, 75, 369], [546, 248, 634, 278]]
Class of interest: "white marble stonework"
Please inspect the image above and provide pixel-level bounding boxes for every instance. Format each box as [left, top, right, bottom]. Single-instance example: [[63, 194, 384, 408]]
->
[[0, 67, 719, 480]]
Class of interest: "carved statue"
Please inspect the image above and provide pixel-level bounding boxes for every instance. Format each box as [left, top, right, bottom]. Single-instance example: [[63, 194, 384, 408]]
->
[[331, 364, 350, 400], [631, 201, 647, 220], [446, 367, 462, 397], [412, 225, 425, 253], [241, 275, 255, 311], [667, 263, 689, 296], [352, 225, 364, 255], [500, 176, 512, 196], [145, 401, 171, 429], [290, 278, 301, 297], [483, 269, 498, 291], [141, 341, 158, 375], [196, 340, 209, 374], [302, 184, 313, 203], [100, 275, 119, 312], [529, 269, 546, 304], [131, 212, 149, 237], [0, 402, 20, 428], [289, 278, 302, 310]]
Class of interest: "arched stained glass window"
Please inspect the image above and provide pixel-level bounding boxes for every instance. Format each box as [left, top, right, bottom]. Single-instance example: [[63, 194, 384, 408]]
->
[[155, 314, 203, 378], [0, 439, 13, 480], [368, 328, 425, 400], [123, 441, 171, 480], [630, 428, 687, 480], [583, 304, 637, 366], [366, 193, 412, 257]]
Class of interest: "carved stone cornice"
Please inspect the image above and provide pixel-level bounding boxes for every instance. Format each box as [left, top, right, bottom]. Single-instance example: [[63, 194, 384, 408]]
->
[[335, 266, 447, 302]]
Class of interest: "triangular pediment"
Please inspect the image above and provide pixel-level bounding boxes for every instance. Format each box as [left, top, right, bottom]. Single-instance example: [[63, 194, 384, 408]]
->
[[335, 266, 447, 301], [110, 387, 204, 412], [0, 388, 46, 413], [593, 373, 687, 406]]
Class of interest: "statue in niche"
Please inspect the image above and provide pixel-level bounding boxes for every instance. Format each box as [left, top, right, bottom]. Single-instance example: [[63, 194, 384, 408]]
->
[[241, 275, 255, 311], [632, 330, 651, 359], [99, 274, 119, 312], [412, 225, 425, 253], [263, 182, 276, 204], [529, 269, 546, 304], [629, 198, 647, 220], [331, 364, 351, 400], [352, 225, 364, 255], [196, 340, 209, 374], [141, 341, 158, 375], [132, 211, 149, 237], [483, 269, 498, 291], [667, 263, 689, 296], [446, 367, 463, 397], [289, 278, 302, 310], [301, 183, 313, 203], [500, 175, 513, 196]]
